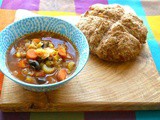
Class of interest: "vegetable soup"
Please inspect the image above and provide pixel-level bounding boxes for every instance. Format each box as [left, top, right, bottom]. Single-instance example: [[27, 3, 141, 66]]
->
[[6, 31, 79, 85]]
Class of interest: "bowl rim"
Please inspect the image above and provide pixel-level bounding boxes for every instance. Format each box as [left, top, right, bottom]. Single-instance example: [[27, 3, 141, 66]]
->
[[0, 16, 89, 88]]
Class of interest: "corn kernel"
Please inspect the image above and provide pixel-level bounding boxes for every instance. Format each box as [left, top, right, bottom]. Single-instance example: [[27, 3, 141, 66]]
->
[[16, 52, 21, 57]]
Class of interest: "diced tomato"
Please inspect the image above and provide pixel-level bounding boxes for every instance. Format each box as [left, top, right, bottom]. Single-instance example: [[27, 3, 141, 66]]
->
[[18, 59, 28, 68], [57, 69, 67, 81]]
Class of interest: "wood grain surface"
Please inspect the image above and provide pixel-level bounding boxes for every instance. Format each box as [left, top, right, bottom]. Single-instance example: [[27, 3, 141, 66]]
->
[[0, 44, 160, 111]]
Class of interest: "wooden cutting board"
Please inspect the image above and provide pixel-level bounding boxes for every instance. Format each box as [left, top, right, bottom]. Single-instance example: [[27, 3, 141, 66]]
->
[[0, 44, 160, 112]]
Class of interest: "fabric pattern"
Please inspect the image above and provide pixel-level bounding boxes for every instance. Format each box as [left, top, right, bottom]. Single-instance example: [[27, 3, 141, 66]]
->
[[0, 0, 160, 119]]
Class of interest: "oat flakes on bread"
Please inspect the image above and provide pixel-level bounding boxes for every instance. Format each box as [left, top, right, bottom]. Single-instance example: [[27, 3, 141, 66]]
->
[[77, 4, 148, 62]]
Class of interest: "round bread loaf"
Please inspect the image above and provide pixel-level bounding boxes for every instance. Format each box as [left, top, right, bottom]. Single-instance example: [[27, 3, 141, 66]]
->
[[77, 4, 148, 62]]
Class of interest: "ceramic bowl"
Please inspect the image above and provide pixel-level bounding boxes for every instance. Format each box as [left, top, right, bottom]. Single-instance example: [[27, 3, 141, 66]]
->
[[0, 16, 89, 92]]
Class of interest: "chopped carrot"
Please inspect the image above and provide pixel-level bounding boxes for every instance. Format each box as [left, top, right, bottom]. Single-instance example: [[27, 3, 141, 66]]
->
[[57, 69, 67, 81], [58, 45, 67, 58], [32, 38, 41, 43], [26, 49, 37, 59], [18, 59, 27, 68]]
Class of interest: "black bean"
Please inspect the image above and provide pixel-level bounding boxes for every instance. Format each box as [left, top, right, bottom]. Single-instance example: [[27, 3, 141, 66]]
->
[[28, 59, 41, 70], [41, 44, 44, 48]]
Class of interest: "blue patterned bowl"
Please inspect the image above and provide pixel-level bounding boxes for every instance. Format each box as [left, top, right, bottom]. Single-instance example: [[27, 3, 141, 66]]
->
[[0, 16, 89, 92]]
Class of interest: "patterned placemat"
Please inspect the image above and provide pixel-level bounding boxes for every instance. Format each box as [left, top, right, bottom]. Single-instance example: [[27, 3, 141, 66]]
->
[[0, 0, 160, 119]]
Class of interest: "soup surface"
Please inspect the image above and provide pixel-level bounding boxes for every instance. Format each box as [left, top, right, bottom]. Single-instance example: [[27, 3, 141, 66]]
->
[[6, 31, 78, 85]]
